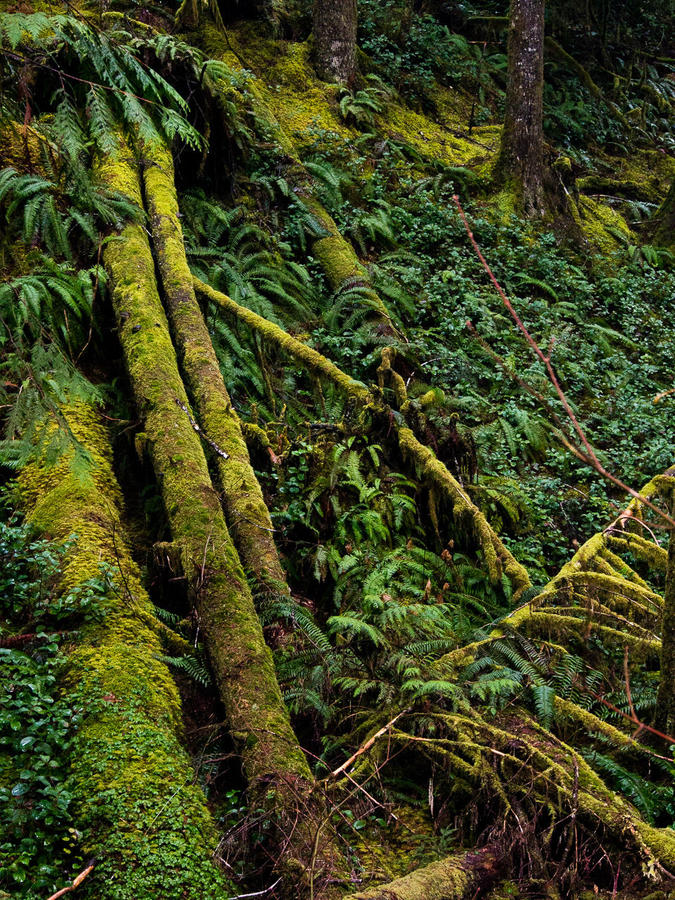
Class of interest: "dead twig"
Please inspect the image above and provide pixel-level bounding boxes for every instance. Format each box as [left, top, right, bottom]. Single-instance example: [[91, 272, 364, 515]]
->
[[175, 398, 229, 460], [46, 863, 95, 900], [328, 707, 411, 778]]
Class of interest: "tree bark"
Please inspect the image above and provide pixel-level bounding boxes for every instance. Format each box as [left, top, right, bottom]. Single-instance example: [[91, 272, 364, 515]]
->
[[312, 0, 358, 83], [498, 0, 546, 216], [655, 493, 675, 736]]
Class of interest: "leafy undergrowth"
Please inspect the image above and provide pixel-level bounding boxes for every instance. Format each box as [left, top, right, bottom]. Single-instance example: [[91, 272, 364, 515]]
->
[[0, 517, 107, 895]]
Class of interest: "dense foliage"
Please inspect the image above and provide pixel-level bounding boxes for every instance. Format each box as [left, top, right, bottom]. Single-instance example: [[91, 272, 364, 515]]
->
[[1, 0, 673, 897]]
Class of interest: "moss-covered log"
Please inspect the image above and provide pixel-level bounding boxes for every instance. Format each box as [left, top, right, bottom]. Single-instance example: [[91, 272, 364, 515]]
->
[[301, 196, 395, 330], [345, 846, 502, 900], [397, 427, 530, 595], [96, 141, 342, 895], [17, 403, 232, 900], [194, 277, 530, 598], [140, 139, 288, 596]]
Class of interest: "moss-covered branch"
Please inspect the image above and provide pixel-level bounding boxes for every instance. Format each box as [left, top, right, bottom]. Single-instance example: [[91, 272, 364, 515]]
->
[[194, 277, 530, 598], [345, 846, 503, 900], [389, 711, 675, 873]]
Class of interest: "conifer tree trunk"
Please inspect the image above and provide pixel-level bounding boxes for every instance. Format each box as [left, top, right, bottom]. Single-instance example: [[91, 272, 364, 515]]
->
[[312, 0, 358, 83], [499, 0, 546, 216], [655, 495, 675, 736]]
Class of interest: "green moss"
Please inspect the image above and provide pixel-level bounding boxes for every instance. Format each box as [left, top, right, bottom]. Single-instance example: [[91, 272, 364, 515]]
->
[[577, 195, 633, 253], [140, 140, 289, 593], [227, 27, 350, 146], [381, 101, 497, 170], [346, 847, 498, 900], [16, 403, 232, 899], [0, 119, 54, 172]]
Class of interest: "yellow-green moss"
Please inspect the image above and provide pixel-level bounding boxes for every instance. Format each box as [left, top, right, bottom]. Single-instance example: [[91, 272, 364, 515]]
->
[[226, 26, 350, 145], [345, 850, 479, 900], [577, 195, 633, 253], [16, 403, 232, 900], [0, 119, 55, 172], [380, 101, 497, 170]]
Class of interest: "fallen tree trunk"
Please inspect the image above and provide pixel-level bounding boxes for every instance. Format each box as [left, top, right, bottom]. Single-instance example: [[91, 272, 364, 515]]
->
[[140, 139, 288, 597], [17, 402, 232, 899], [345, 846, 503, 900], [96, 140, 343, 896]]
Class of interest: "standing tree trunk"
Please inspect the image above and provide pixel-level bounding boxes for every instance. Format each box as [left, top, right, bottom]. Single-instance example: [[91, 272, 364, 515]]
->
[[498, 0, 546, 216], [648, 178, 675, 252], [655, 492, 675, 737], [312, 0, 357, 83]]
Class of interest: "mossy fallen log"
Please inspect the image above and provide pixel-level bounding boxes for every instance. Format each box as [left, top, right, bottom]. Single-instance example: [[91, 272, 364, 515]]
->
[[345, 845, 502, 900], [17, 402, 232, 900], [140, 139, 288, 596], [194, 277, 530, 599], [96, 140, 342, 895]]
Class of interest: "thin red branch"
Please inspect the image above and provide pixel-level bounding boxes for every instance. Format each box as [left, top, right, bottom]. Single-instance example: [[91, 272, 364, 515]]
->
[[589, 691, 675, 746], [453, 195, 675, 529], [46, 864, 95, 900]]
